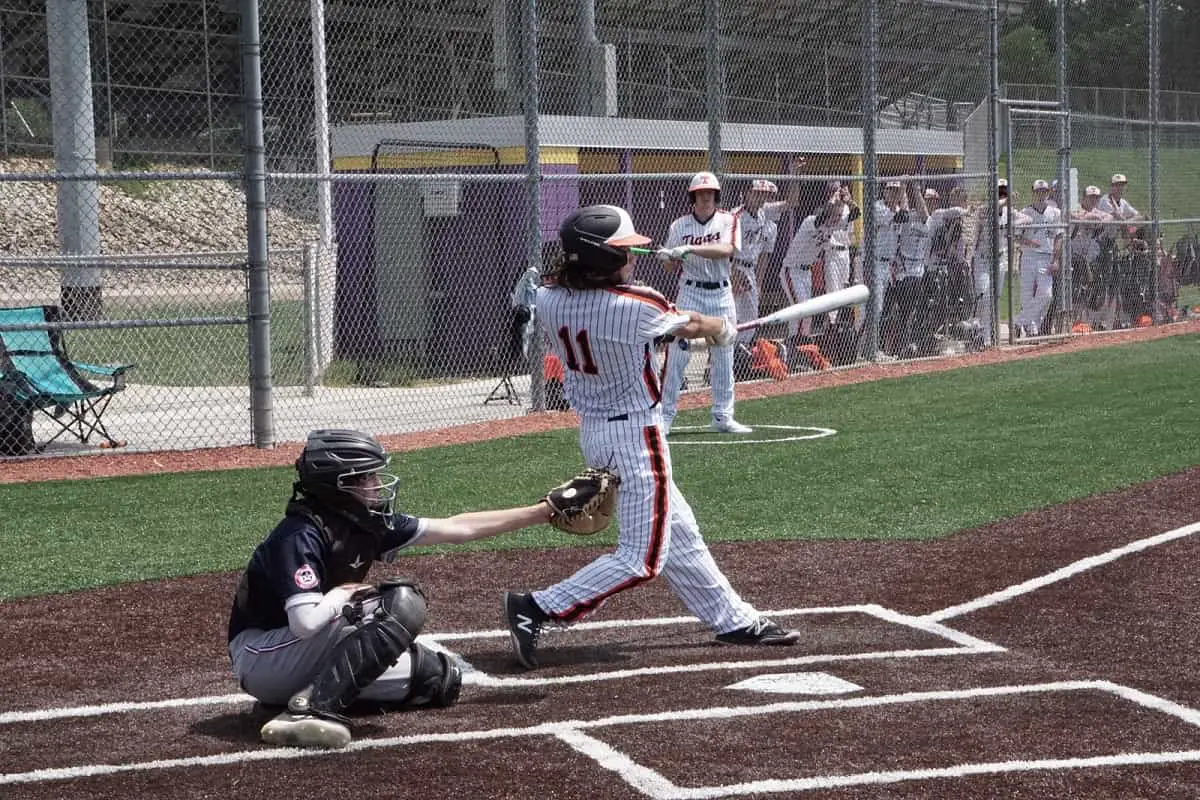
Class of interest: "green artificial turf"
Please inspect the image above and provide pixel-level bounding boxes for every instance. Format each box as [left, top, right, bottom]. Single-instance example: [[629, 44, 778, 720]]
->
[[2, 334, 1197, 599]]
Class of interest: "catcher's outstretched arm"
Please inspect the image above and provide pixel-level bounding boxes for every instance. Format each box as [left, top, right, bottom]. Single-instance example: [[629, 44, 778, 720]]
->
[[420, 504, 553, 546]]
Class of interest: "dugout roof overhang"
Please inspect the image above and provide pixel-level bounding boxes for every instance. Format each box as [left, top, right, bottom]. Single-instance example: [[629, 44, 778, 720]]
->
[[331, 114, 964, 166]]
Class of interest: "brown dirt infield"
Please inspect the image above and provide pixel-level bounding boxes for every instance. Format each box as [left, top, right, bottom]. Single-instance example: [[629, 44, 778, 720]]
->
[[2, 321, 1198, 798], [2, 467, 1199, 798]]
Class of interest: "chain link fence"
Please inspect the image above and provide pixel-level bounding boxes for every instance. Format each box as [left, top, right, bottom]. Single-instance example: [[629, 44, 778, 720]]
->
[[0, 0, 1194, 457]]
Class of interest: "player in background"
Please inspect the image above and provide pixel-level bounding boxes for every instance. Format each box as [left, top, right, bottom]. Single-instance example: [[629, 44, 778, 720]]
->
[[971, 179, 1031, 346], [729, 158, 805, 345], [230, 429, 556, 748], [1014, 179, 1064, 337], [778, 185, 855, 341], [657, 171, 752, 435], [503, 204, 801, 670]]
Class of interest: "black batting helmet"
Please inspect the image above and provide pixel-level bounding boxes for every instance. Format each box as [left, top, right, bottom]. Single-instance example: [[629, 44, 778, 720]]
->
[[295, 429, 399, 528], [559, 205, 652, 275]]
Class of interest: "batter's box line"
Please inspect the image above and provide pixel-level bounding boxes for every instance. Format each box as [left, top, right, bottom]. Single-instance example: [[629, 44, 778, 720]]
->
[[549, 679, 1200, 799], [424, 604, 1005, 688], [7, 680, 1200, 789]]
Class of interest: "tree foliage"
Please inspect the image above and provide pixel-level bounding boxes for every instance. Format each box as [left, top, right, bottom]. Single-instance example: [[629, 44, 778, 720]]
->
[[1003, 0, 1198, 92]]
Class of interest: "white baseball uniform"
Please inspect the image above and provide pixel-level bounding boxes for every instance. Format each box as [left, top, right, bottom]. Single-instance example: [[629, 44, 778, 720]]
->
[[660, 209, 742, 431], [530, 281, 760, 635], [869, 200, 903, 322], [1098, 194, 1139, 221], [971, 203, 1020, 345], [731, 201, 783, 344], [1015, 203, 1062, 335], [779, 214, 821, 338]]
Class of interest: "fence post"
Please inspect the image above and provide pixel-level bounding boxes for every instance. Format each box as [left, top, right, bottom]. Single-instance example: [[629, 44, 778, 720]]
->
[[46, 0, 103, 320], [988, 0, 1001, 348], [1148, 0, 1161, 320], [704, 0, 723, 176], [861, 0, 880, 359], [240, 0, 275, 447], [523, 0, 544, 412], [303, 241, 318, 397]]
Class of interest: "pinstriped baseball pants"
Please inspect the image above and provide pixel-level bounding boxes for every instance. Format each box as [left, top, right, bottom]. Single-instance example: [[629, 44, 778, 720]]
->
[[532, 411, 758, 635]]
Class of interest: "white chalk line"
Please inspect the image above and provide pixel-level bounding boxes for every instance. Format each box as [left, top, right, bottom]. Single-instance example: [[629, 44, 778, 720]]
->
[[0, 605, 996, 725], [925, 520, 1200, 622], [6, 680, 1200, 790]]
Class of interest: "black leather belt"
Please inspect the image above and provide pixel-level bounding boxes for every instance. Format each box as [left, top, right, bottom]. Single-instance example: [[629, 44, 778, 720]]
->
[[829, 244, 849, 252], [685, 280, 729, 290], [606, 413, 629, 422]]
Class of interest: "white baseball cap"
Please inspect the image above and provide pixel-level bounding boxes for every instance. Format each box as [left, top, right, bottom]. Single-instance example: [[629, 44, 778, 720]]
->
[[750, 179, 778, 193], [997, 178, 1009, 188], [601, 206, 653, 248], [923, 187, 940, 199], [1111, 173, 1128, 184], [1032, 179, 1051, 191], [688, 171, 721, 193], [1085, 185, 1102, 197], [884, 180, 903, 189]]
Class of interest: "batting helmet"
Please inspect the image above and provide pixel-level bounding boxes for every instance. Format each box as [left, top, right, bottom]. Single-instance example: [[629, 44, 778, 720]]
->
[[295, 429, 399, 528], [559, 205, 651, 276], [687, 171, 721, 204]]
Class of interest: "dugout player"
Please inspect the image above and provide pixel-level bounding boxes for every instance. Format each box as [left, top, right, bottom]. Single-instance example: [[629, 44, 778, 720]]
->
[[503, 204, 801, 670], [229, 429, 556, 748], [1014, 179, 1063, 337], [657, 171, 752, 435]]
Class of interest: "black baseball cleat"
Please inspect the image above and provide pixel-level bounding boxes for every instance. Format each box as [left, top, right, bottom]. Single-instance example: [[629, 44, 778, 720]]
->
[[504, 591, 549, 669], [715, 617, 801, 646]]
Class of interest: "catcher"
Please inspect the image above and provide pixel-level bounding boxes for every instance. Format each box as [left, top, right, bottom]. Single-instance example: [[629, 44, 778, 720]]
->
[[229, 428, 614, 749], [503, 204, 801, 670]]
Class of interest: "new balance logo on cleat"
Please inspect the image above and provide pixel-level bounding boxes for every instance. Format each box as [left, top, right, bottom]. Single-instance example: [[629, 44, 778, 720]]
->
[[504, 591, 548, 669], [715, 617, 801, 646]]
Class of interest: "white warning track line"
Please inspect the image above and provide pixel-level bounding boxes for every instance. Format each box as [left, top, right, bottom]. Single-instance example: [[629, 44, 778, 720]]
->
[[5, 680, 1199, 788], [924, 520, 1200, 623]]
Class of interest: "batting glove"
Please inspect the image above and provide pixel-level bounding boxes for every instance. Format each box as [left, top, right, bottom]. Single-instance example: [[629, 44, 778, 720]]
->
[[658, 245, 692, 262], [707, 317, 737, 348]]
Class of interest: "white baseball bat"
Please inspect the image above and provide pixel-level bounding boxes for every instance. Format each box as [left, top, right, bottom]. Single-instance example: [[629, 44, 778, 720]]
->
[[736, 284, 870, 332]]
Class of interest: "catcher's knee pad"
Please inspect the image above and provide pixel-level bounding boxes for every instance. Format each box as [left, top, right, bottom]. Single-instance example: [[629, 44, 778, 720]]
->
[[403, 643, 462, 709], [307, 583, 427, 717]]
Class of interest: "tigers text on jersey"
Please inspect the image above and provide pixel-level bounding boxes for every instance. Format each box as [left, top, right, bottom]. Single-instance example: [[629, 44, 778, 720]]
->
[[664, 209, 742, 282], [536, 283, 689, 419]]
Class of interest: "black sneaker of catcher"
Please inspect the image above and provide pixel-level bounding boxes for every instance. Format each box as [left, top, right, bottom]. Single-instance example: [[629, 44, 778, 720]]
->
[[504, 591, 549, 669], [715, 617, 801, 646]]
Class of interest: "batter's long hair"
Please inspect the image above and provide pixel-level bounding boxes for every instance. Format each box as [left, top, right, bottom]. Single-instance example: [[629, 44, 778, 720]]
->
[[544, 253, 624, 290]]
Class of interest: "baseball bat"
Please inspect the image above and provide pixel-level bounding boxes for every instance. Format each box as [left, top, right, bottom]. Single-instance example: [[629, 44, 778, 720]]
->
[[629, 247, 655, 255], [736, 284, 870, 332]]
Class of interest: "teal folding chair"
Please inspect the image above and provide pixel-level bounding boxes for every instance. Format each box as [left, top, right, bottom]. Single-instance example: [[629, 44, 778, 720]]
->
[[0, 305, 135, 451]]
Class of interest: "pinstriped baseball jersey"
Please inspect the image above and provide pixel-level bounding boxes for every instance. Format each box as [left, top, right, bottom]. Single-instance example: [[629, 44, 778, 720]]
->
[[535, 283, 688, 418], [664, 210, 742, 282], [529, 279, 760, 635]]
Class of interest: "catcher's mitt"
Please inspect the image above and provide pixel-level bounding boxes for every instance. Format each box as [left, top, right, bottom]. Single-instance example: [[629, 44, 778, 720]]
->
[[544, 467, 620, 536]]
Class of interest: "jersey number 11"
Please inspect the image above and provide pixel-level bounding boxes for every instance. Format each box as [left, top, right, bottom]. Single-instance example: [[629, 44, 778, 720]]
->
[[557, 327, 599, 374]]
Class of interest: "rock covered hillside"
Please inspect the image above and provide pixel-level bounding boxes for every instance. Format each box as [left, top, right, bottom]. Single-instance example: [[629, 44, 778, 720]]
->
[[0, 158, 320, 299]]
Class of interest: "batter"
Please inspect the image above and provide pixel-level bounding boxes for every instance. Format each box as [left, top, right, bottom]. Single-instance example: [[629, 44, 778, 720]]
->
[[503, 204, 801, 670]]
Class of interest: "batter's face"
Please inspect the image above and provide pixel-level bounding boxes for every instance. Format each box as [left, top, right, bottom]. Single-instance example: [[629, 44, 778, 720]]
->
[[691, 189, 718, 217]]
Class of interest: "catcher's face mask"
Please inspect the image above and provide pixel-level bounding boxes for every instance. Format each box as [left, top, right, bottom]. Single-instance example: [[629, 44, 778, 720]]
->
[[339, 467, 400, 524]]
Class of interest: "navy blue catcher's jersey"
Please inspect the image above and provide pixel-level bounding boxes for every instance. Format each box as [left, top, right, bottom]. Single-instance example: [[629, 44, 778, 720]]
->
[[228, 511, 421, 641]]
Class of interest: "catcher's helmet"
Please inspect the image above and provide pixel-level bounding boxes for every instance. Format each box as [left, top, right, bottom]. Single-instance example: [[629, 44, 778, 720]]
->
[[559, 205, 652, 275], [687, 171, 721, 203], [296, 429, 399, 527]]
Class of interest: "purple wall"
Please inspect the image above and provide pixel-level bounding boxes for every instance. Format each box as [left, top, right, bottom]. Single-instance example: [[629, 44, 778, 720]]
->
[[332, 161, 580, 377]]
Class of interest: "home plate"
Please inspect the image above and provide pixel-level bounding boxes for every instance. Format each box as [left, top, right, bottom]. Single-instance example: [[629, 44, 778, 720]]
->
[[726, 672, 862, 695]]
